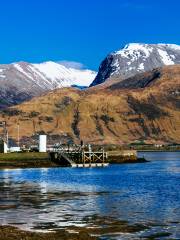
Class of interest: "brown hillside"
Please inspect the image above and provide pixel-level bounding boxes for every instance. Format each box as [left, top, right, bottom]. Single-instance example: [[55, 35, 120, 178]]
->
[[0, 65, 180, 145]]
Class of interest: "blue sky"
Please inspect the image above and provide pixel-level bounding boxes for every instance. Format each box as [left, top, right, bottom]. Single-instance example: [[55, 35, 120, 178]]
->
[[0, 0, 180, 70]]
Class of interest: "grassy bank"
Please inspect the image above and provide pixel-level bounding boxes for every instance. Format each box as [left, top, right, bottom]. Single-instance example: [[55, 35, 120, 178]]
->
[[0, 152, 49, 161], [0, 152, 59, 169]]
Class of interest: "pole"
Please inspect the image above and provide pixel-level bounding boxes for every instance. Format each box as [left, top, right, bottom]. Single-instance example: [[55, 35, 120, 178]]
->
[[103, 148, 104, 163], [17, 123, 20, 147], [6, 131, 8, 149]]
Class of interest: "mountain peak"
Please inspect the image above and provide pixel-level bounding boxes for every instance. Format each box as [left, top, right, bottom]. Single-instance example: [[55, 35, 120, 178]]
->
[[90, 43, 180, 87], [115, 42, 180, 52]]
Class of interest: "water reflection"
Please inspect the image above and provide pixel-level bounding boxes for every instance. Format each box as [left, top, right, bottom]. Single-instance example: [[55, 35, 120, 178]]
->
[[0, 152, 180, 239]]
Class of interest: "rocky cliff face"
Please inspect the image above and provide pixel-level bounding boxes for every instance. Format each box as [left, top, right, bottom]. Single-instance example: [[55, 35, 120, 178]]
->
[[0, 61, 96, 108], [90, 43, 180, 86], [0, 65, 179, 145]]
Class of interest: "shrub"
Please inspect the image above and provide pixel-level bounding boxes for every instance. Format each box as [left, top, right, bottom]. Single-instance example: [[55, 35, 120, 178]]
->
[[29, 111, 40, 118]]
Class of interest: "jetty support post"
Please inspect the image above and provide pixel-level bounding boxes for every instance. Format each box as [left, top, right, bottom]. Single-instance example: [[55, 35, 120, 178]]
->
[[103, 148, 105, 163]]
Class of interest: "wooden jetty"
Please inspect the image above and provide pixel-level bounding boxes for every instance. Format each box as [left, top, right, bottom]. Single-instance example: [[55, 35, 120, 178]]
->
[[49, 145, 109, 167]]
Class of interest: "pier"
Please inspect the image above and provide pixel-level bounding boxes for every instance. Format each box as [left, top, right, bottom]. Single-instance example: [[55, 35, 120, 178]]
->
[[49, 145, 109, 167]]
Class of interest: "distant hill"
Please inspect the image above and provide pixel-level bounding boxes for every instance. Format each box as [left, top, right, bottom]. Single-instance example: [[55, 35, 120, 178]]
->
[[0, 65, 179, 145], [0, 61, 96, 108]]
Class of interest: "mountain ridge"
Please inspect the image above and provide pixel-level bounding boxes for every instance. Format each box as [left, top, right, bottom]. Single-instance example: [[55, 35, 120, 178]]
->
[[0, 60, 96, 108], [90, 43, 180, 87], [0, 64, 179, 145]]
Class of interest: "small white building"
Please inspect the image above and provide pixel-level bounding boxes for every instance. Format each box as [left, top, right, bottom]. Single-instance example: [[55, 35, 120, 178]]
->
[[3, 141, 8, 153], [9, 147, 21, 152]]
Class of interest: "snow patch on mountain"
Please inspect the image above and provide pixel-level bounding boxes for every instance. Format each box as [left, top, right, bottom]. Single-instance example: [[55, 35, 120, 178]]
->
[[14, 63, 34, 80], [157, 49, 175, 65], [0, 74, 5, 78], [161, 44, 180, 51], [32, 61, 96, 87], [138, 63, 144, 70], [115, 43, 153, 59], [114, 43, 179, 65]]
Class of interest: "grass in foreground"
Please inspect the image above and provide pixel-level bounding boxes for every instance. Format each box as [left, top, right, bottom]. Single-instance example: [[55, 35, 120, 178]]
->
[[0, 152, 59, 169]]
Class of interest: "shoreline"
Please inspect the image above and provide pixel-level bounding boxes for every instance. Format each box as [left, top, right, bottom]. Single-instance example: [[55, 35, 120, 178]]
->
[[108, 157, 147, 164], [0, 152, 147, 170]]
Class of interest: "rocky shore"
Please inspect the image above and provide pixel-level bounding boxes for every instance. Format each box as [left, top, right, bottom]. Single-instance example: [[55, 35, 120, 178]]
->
[[0, 216, 148, 240], [107, 150, 147, 164], [108, 156, 147, 164], [0, 225, 97, 240]]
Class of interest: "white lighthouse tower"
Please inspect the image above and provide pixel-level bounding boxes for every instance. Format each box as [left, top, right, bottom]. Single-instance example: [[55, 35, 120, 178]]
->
[[39, 135, 47, 152]]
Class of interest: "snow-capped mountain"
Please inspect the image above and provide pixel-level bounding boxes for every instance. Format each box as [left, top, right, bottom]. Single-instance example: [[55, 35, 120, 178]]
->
[[90, 43, 180, 86], [0, 61, 96, 108]]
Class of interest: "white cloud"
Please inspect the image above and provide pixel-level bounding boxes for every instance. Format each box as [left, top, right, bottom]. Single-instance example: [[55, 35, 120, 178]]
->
[[58, 61, 86, 70]]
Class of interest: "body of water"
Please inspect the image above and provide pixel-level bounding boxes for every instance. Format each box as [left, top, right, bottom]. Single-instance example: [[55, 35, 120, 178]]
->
[[0, 151, 179, 239]]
